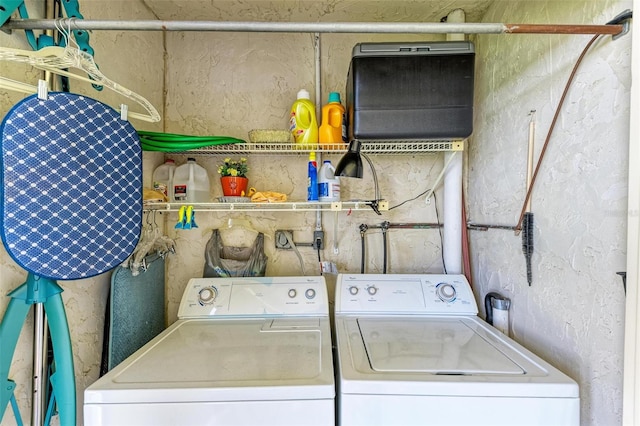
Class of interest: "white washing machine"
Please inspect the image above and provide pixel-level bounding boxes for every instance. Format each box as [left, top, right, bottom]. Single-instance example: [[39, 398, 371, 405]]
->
[[85, 276, 335, 426], [334, 274, 579, 426]]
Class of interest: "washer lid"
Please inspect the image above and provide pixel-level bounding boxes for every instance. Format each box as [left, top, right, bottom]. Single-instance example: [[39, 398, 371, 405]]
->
[[359, 317, 524, 375], [337, 316, 579, 398], [86, 318, 334, 404]]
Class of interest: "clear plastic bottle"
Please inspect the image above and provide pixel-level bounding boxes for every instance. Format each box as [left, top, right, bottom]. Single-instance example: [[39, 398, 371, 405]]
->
[[319, 160, 340, 202], [319, 92, 346, 148], [290, 89, 319, 146], [172, 158, 210, 203], [307, 151, 319, 202], [152, 159, 176, 200]]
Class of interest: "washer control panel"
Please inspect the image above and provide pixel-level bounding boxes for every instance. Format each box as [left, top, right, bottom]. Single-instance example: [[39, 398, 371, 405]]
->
[[178, 276, 328, 318], [336, 274, 478, 315], [435, 282, 457, 303]]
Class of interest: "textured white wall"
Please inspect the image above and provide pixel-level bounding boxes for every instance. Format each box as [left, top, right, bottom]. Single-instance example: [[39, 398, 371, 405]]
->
[[469, 1, 630, 425], [0, 1, 631, 425]]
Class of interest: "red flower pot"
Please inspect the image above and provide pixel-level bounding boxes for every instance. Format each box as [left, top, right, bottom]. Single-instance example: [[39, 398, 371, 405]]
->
[[220, 176, 249, 197]]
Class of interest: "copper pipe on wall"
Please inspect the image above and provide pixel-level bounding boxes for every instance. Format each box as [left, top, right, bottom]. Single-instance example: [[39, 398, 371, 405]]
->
[[505, 23, 623, 35]]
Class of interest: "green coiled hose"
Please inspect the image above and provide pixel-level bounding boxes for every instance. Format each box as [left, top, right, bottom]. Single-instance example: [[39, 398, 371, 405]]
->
[[137, 130, 245, 152]]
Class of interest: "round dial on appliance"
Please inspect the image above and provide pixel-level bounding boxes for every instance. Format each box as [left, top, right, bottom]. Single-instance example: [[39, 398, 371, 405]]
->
[[198, 286, 218, 305], [288, 288, 297, 298], [305, 288, 316, 299], [367, 286, 378, 296], [435, 282, 457, 303], [348, 286, 359, 295]]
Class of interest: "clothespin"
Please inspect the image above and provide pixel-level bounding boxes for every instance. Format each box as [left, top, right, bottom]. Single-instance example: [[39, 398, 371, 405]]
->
[[120, 104, 128, 121], [184, 206, 198, 229], [175, 206, 197, 230], [175, 206, 187, 229], [189, 206, 198, 228], [37, 80, 48, 100]]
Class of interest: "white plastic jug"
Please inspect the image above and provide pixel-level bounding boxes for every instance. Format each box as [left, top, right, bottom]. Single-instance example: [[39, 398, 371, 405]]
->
[[152, 159, 176, 200], [172, 158, 210, 203], [319, 160, 340, 202]]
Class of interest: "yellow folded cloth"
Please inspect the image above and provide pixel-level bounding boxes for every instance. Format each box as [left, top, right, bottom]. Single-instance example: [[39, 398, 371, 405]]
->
[[250, 191, 287, 203], [143, 187, 168, 203]]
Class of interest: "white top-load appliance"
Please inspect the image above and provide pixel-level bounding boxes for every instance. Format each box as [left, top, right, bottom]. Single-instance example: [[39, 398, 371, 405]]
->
[[334, 274, 579, 426], [85, 276, 335, 426]]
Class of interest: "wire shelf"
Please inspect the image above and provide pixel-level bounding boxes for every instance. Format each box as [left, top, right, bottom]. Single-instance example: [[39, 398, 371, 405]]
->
[[174, 140, 464, 155], [144, 200, 388, 213]]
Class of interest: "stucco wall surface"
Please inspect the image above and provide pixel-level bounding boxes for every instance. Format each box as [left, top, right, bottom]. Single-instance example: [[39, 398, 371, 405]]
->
[[469, 1, 631, 425]]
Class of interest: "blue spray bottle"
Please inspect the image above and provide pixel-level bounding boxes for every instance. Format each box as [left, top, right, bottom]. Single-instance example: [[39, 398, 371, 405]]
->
[[307, 151, 319, 201]]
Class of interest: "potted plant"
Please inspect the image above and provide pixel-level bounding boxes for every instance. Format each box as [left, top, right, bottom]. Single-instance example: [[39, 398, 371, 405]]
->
[[218, 157, 249, 196]]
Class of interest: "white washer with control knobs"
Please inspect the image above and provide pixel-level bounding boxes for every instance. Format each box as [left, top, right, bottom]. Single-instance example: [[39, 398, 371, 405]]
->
[[334, 274, 580, 426], [85, 276, 334, 426]]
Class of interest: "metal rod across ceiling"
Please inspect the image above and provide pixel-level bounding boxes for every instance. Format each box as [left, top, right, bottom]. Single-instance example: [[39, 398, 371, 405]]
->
[[1, 18, 624, 36]]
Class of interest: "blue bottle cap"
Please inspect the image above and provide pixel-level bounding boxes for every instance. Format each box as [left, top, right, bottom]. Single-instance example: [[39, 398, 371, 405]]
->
[[328, 92, 341, 103]]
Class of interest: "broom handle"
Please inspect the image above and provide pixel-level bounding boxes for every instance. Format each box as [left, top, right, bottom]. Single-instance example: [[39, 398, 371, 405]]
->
[[526, 111, 535, 212]]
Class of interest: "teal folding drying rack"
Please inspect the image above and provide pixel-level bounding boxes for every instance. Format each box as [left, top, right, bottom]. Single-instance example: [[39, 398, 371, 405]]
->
[[0, 276, 74, 425]]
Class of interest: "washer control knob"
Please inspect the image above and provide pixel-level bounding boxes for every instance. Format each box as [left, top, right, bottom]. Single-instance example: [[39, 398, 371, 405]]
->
[[305, 288, 316, 299], [367, 286, 378, 296], [288, 288, 297, 298], [348, 286, 359, 295], [198, 286, 218, 305], [436, 283, 457, 303]]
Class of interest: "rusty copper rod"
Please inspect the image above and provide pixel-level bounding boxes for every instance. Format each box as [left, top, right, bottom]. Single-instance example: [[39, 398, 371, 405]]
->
[[505, 24, 623, 35]]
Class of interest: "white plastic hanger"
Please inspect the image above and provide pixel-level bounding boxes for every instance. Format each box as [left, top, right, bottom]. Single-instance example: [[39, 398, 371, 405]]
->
[[201, 218, 259, 237], [202, 217, 272, 245], [0, 20, 160, 122], [0, 75, 39, 95], [126, 212, 175, 275], [226, 218, 259, 234]]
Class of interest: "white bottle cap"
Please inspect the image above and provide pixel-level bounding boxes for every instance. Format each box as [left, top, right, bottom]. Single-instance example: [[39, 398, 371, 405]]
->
[[297, 89, 311, 100]]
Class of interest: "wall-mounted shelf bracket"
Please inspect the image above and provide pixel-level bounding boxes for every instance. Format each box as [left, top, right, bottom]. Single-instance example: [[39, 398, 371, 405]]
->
[[608, 9, 632, 40]]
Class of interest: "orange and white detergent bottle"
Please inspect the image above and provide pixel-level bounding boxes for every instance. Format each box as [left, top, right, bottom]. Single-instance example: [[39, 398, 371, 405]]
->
[[289, 89, 319, 146], [319, 92, 346, 147]]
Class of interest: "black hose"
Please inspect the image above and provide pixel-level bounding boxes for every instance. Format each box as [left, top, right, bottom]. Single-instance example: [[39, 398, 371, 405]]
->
[[484, 292, 503, 325], [382, 231, 387, 274], [360, 233, 365, 274], [381, 221, 389, 274], [359, 224, 368, 274]]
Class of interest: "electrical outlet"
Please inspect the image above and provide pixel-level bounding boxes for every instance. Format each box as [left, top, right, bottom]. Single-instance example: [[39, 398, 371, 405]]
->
[[275, 230, 293, 249], [313, 230, 324, 250]]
